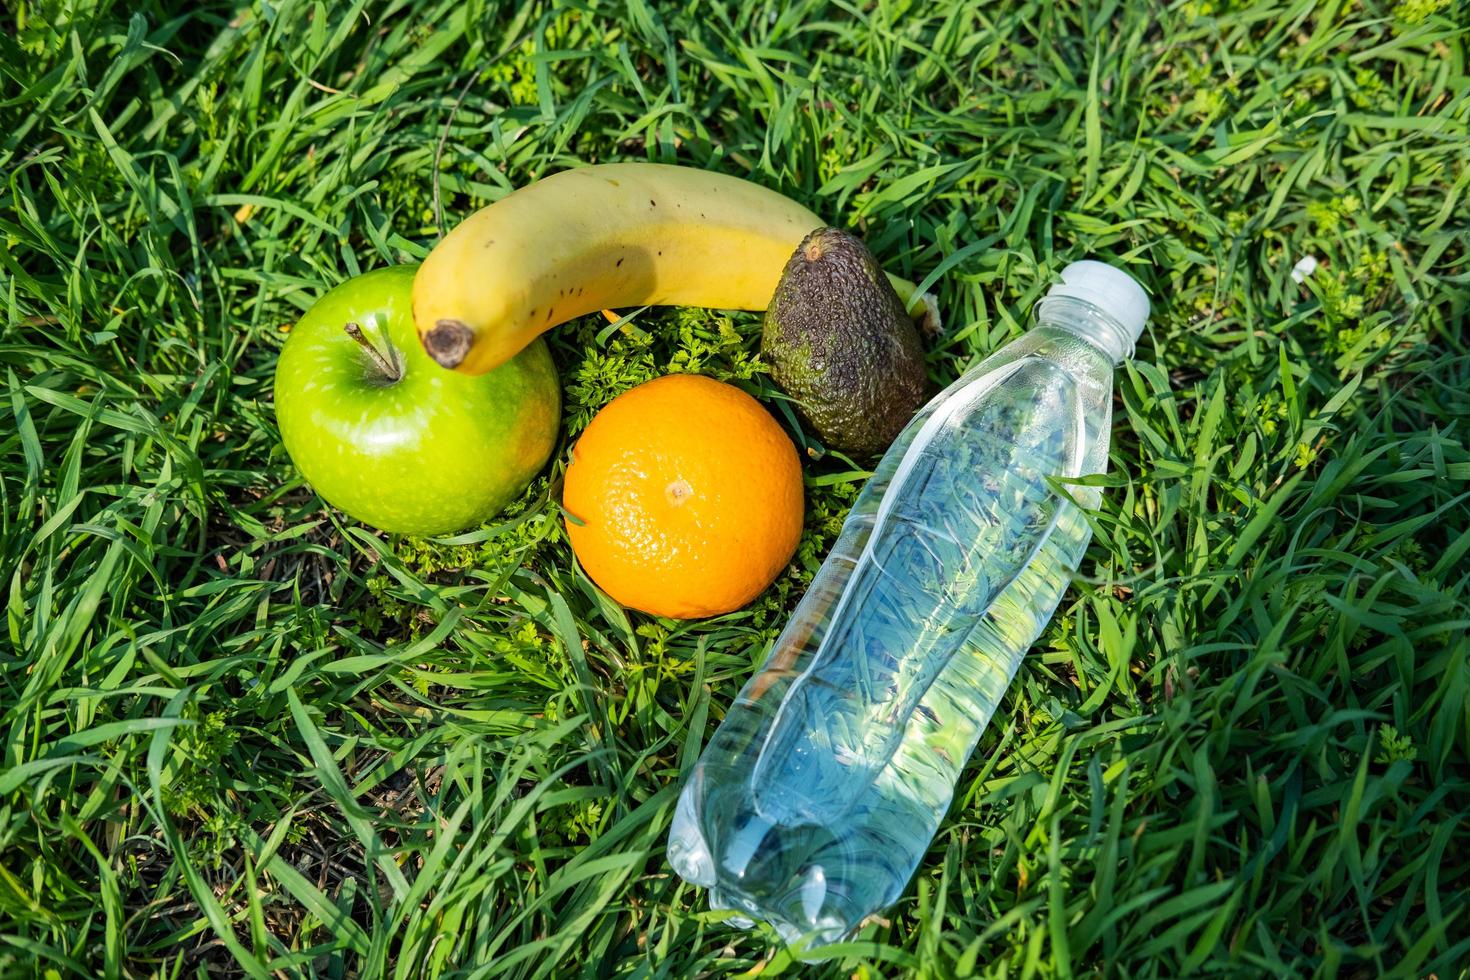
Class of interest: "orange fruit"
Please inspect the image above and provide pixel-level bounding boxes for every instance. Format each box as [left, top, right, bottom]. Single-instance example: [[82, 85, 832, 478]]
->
[[563, 374, 804, 619]]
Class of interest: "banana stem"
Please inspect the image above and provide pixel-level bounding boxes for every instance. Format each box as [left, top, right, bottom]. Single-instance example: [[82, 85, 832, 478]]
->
[[345, 322, 401, 382], [424, 319, 473, 369], [886, 273, 943, 336]]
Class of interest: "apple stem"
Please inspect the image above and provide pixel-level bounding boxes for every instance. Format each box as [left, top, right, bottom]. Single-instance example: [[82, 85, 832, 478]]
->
[[344, 322, 401, 382]]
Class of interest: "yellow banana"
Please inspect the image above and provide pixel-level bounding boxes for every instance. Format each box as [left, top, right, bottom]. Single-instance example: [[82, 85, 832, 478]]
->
[[412, 163, 936, 374]]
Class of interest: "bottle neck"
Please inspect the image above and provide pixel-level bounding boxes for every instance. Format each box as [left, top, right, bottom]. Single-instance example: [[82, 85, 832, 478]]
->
[[1034, 295, 1137, 363]]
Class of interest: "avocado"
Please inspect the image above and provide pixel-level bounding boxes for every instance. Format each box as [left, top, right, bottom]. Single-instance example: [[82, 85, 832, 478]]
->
[[762, 228, 928, 458]]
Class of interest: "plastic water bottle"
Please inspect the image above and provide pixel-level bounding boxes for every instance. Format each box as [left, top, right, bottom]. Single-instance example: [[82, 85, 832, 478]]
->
[[667, 260, 1150, 943]]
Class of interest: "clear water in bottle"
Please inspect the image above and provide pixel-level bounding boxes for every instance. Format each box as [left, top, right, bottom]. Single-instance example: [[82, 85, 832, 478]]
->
[[667, 261, 1151, 943]]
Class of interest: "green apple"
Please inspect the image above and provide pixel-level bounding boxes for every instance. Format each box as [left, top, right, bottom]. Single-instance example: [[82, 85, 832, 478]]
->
[[274, 265, 560, 535]]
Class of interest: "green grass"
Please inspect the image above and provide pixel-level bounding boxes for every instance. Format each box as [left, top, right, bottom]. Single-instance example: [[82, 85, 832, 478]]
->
[[2, 0, 1468, 975]]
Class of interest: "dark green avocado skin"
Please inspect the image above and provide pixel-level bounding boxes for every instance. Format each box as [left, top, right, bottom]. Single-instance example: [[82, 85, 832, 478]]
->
[[762, 227, 927, 458]]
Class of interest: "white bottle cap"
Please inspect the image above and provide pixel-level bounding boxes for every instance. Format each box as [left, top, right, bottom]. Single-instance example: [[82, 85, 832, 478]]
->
[[1047, 260, 1151, 343]]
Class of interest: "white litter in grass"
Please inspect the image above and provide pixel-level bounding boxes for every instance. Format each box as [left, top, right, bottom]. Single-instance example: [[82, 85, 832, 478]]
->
[[1292, 255, 1319, 283]]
